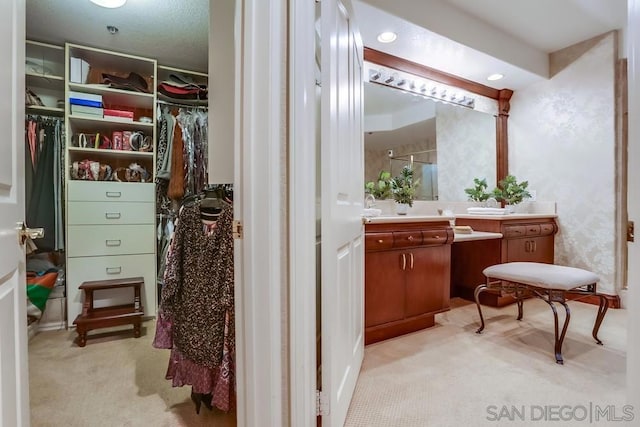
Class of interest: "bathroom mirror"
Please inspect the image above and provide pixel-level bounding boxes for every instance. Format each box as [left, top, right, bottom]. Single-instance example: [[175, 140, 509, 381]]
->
[[364, 81, 497, 201], [364, 47, 509, 202]]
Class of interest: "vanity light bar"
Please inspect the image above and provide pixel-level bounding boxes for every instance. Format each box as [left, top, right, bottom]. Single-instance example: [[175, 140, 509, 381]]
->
[[366, 64, 475, 109]]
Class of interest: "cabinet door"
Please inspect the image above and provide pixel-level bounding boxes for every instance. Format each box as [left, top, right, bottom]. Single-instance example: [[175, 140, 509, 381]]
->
[[529, 235, 554, 263], [365, 250, 405, 327], [506, 236, 554, 263], [405, 246, 450, 317]]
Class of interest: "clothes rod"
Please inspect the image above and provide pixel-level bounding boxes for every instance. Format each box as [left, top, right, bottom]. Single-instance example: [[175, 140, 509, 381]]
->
[[157, 99, 208, 110]]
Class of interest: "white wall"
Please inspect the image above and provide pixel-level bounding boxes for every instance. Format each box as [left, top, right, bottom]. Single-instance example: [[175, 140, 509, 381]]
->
[[509, 32, 618, 294]]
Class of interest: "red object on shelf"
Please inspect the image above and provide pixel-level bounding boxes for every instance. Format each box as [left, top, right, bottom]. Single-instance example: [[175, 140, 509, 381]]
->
[[103, 108, 134, 119]]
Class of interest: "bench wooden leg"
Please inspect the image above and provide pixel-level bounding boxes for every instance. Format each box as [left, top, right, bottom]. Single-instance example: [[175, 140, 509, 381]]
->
[[592, 294, 609, 345], [474, 284, 488, 333], [77, 328, 87, 348], [133, 321, 141, 338]]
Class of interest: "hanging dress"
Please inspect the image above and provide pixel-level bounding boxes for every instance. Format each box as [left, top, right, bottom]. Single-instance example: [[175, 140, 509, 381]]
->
[[153, 202, 235, 411]]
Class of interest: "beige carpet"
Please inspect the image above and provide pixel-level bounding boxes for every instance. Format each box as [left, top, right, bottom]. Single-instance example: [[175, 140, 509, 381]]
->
[[345, 298, 629, 427], [28, 321, 236, 427]]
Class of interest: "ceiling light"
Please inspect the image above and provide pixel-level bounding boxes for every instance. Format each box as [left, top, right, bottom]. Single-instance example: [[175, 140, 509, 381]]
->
[[487, 73, 504, 81], [377, 32, 397, 43], [89, 0, 127, 8]]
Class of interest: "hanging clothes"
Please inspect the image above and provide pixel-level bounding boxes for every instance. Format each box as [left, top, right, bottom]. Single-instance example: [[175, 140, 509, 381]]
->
[[153, 202, 235, 412], [25, 116, 64, 252]]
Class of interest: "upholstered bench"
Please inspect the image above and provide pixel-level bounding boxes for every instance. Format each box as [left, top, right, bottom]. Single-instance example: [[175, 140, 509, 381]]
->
[[474, 262, 609, 364]]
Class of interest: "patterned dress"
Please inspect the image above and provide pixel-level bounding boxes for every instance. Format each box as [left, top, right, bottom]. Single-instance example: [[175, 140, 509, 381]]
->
[[153, 202, 235, 411]]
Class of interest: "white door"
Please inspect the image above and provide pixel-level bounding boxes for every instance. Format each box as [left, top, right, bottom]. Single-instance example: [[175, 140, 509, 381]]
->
[[0, 0, 30, 426], [321, 0, 364, 425]]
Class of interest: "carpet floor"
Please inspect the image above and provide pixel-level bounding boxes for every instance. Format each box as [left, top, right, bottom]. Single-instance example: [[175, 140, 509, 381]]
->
[[29, 298, 628, 426], [28, 321, 236, 427], [345, 298, 629, 427]]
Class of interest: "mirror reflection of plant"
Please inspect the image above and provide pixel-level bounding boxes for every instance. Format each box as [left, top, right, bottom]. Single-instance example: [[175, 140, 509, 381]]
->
[[365, 170, 392, 199], [464, 177, 491, 202], [391, 165, 419, 207], [492, 174, 531, 205]]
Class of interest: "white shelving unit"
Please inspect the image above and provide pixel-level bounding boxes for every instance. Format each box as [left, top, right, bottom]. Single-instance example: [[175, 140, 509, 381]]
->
[[26, 40, 65, 116], [64, 43, 158, 327]]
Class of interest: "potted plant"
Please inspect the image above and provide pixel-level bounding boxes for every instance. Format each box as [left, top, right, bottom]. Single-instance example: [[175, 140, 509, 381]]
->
[[390, 165, 419, 215], [492, 174, 531, 211], [365, 170, 392, 200], [464, 178, 491, 203]]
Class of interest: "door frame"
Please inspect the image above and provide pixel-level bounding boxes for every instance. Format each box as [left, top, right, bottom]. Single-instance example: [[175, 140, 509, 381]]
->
[[626, 0, 640, 412], [288, 0, 318, 425], [234, 0, 287, 425]]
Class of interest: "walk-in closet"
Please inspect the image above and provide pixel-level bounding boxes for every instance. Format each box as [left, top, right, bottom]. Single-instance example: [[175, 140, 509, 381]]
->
[[23, 0, 237, 424]]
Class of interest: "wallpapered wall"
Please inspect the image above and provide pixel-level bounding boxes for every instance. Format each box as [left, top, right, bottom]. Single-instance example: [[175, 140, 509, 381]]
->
[[509, 32, 618, 294], [436, 103, 497, 201]]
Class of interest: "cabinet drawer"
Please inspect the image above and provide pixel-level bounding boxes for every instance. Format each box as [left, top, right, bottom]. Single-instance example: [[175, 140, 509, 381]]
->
[[66, 254, 156, 324], [68, 181, 154, 202], [365, 233, 394, 251], [67, 224, 155, 257], [422, 229, 448, 245], [504, 225, 526, 238], [525, 224, 541, 236], [67, 201, 154, 225], [540, 223, 556, 236], [393, 231, 423, 248]]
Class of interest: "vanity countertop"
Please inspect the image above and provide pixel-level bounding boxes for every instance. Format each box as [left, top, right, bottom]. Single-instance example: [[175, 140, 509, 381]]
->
[[362, 215, 454, 224], [455, 213, 558, 220], [453, 231, 503, 242]]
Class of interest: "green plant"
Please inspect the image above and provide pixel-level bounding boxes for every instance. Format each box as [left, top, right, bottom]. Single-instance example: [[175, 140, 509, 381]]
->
[[365, 170, 392, 199], [391, 165, 419, 207], [464, 177, 491, 202], [492, 174, 531, 205]]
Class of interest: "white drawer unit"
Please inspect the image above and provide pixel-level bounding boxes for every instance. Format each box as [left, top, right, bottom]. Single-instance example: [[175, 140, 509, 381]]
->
[[67, 181, 155, 203], [67, 201, 155, 225], [66, 254, 156, 324], [67, 224, 155, 257], [64, 44, 158, 327]]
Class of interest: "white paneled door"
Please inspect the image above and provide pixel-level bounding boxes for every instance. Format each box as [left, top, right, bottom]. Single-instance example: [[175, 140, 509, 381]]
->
[[321, 0, 364, 425], [0, 1, 30, 426]]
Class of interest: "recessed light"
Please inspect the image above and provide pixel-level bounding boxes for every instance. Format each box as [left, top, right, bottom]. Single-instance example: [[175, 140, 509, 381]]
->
[[90, 0, 127, 8], [487, 73, 504, 81], [377, 32, 397, 43]]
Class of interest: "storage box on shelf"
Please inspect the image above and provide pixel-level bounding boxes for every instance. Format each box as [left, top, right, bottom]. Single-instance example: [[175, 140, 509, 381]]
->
[[64, 43, 158, 327], [26, 40, 65, 116]]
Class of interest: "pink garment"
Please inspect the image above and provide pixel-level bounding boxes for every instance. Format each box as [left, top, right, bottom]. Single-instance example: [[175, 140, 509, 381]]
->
[[153, 310, 235, 411]]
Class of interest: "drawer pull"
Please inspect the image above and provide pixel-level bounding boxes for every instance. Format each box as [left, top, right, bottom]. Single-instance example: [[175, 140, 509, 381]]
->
[[106, 267, 122, 275], [378, 239, 384, 243], [105, 212, 122, 219], [407, 235, 414, 241], [106, 191, 122, 198], [105, 239, 122, 247], [433, 235, 440, 239]]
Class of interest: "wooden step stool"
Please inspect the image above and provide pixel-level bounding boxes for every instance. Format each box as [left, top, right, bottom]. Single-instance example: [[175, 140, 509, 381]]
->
[[73, 277, 145, 347]]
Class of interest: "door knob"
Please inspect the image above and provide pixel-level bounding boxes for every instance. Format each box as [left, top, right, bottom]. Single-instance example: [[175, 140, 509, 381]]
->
[[16, 221, 44, 246]]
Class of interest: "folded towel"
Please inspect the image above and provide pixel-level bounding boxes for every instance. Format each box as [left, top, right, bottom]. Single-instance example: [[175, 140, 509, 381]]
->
[[362, 208, 382, 217], [467, 207, 508, 215]]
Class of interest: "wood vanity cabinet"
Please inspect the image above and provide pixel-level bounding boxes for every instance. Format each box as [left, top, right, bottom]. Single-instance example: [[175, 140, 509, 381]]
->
[[453, 216, 558, 307], [365, 221, 454, 344]]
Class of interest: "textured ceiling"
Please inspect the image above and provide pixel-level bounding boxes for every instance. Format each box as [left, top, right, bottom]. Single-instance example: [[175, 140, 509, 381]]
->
[[26, 0, 209, 72], [25, 0, 627, 90]]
